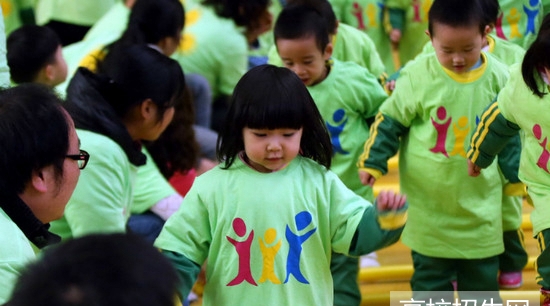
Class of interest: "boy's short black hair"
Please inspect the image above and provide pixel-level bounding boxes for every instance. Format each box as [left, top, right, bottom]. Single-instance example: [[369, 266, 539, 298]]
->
[[7, 25, 61, 84], [289, 0, 338, 34], [274, 2, 330, 52], [479, 0, 500, 27], [428, 0, 487, 36]]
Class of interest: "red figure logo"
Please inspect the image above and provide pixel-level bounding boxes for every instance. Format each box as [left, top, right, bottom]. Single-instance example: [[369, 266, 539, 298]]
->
[[429, 106, 451, 157], [412, 0, 422, 22], [352, 2, 366, 30], [226, 218, 258, 286], [495, 12, 507, 40], [533, 124, 550, 173]]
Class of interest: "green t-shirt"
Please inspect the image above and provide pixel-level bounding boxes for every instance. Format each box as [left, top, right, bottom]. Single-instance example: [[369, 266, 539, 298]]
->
[[360, 53, 509, 258], [0, 208, 35, 304], [155, 156, 371, 305], [331, 0, 431, 74], [34, 0, 116, 26], [171, 2, 248, 99], [132, 148, 178, 214], [50, 130, 137, 240], [419, 35, 525, 231], [494, 0, 544, 49], [496, 64, 550, 235], [308, 59, 387, 202]]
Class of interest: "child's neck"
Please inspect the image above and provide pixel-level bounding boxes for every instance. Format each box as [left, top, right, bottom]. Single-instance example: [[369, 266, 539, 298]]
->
[[310, 59, 332, 87]]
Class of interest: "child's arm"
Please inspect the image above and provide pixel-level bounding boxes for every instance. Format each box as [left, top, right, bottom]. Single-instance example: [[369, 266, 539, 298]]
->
[[348, 190, 407, 256], [358, 112, 407, 185], [467, 101, 520, 176], [161, 251, 202, 300]]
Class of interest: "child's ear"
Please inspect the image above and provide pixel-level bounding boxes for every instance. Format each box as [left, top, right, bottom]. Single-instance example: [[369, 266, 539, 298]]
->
[[483, 25, 491, 36], [425, 30, 432, 40], [323, 42, 334, 60]]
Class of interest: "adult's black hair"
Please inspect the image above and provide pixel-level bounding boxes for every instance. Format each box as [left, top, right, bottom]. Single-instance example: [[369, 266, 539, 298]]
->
[[7, 25, 61, 83], [97, 44, 186, 121], [6, 233, 180, 306], [202, 0, 270, 29], [0, 84, 68, 197], [107, 0, 184, 53]]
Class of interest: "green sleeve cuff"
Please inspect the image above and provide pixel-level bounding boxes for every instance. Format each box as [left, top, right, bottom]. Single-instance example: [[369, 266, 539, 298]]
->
[[348, 204, 406, 256], [387, 8, 405, 32], [504, 182, 527, 197], [161, 250, 202, 300], [377, 207, 408, 230]]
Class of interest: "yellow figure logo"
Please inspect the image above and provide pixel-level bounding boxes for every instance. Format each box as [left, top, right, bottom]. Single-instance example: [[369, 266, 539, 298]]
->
[[1, 0, 12, 16], [507, 8, 523, 39], [258, 228, 282, 284], [422, 0, 433, 21], [450, 116, 469, 158], [365, 3, 377, 28], [178, 8, 200, 53]]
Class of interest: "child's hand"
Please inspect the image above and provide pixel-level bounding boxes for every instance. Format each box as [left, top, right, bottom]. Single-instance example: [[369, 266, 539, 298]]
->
[[389, 29, 402, 45], [376, 190, 406, 211], [467, 159, 482, 177], [384, 80, 396, 93], [359, 170, 376, 186]]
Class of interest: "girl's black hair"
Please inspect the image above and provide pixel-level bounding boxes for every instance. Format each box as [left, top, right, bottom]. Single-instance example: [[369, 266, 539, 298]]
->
[[521, 13, 550, 98], [274, 3, 330, 52], [217, 64, 332, 169], [428, 0, 486, 36]]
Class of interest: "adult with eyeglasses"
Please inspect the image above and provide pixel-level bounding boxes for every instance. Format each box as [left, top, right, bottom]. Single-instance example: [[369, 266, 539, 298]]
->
[[0, 83, 86, 304], [48, 44, 183, 241]]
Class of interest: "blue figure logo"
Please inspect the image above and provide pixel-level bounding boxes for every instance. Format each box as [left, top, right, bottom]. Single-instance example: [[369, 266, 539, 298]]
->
[[326, 109, 349, 155], [524, 0, 541, 35], [284, 211, 317, 284]]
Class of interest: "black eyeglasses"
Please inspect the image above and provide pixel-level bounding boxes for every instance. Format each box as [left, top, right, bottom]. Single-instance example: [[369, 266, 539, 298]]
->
[[66, 149, 90, 170]]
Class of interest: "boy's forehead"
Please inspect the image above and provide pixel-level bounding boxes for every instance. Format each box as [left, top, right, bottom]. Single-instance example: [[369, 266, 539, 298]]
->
[[276, 36, 324, 55], [430, 22, 484, 44]]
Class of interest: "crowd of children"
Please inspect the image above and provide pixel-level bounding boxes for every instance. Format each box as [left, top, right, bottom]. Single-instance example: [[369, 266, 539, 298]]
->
[[0, 0, 549, 305]]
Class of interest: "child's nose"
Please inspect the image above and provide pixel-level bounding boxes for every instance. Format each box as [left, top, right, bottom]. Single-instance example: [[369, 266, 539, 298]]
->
[[267, 140, 281, 151]]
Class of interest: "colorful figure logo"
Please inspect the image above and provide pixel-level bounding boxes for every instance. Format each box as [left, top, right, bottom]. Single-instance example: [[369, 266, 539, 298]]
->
[[284, 211, 316, 284], [533, 124, 550, 173], [326, 109, 349, 155], [227, 218, 257, 286], [430, 106, 451, 157]]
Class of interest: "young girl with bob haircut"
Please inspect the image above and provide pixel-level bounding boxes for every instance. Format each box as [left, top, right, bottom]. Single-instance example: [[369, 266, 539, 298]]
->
[[154, 64, 408, 305], [467, 13, 550, 305]]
